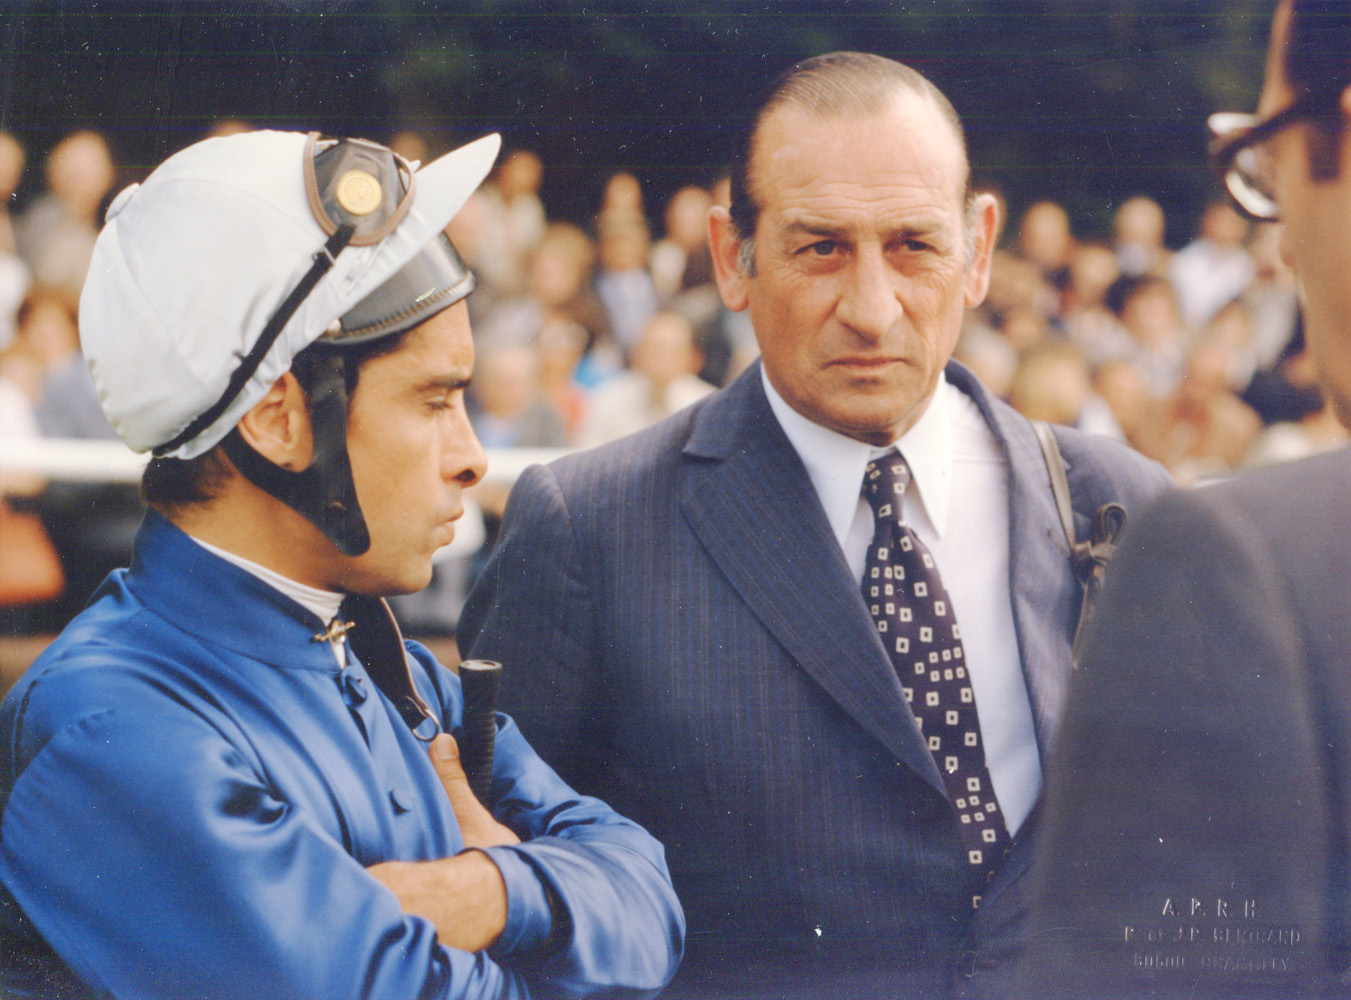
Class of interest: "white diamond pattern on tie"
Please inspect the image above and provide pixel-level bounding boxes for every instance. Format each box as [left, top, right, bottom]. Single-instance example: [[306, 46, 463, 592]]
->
[[862, 453, 1011, 907]]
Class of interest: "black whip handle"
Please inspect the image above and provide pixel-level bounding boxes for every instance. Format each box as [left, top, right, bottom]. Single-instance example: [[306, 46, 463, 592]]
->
[[457, 659, 502, 803]]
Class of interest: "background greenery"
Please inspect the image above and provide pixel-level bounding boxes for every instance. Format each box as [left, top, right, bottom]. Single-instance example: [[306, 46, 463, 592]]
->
[[1, 0, 1274, 243]]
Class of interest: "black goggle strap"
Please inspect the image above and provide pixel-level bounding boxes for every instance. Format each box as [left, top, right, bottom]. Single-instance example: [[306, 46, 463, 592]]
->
[[154, 222, 357, 457], [220, 348, 372, 557]]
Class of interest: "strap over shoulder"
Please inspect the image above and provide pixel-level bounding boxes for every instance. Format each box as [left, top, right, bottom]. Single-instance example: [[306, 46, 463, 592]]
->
[[1032, 420, 1129, 667]]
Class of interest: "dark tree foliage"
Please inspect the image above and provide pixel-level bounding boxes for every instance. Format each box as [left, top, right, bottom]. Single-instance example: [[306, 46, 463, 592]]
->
[[0, 0, 1271, 243]]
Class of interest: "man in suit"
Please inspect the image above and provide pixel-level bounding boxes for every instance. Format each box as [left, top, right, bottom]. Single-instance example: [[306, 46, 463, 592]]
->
[[459, 52, 1167, 999], [1019, 3, 1351, 998]]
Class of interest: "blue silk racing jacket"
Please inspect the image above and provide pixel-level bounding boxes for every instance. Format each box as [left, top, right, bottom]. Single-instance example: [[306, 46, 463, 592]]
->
[[0, 511, 683, 999]]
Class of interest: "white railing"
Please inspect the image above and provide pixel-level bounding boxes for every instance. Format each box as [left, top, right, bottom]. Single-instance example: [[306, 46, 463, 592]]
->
[[0, 438, 570, 485]]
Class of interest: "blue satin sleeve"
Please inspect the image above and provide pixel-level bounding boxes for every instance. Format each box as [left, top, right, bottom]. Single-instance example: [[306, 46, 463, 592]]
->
[[0, 702, 524, 1000], [0, 512, 680, 999], [410, 643, 685, 997]]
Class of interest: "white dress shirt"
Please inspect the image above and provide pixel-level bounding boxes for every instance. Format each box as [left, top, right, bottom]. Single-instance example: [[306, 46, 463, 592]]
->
[[761, 368, 1042, 835]]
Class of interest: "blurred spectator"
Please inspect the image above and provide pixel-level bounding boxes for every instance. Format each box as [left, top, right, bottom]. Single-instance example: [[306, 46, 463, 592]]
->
[[1154, 339, 1263, 485], [535, 319, 592, 444], [1107, 274, 1189, 399], [579, 310, 715, 448], [594, 209, 658, 355], [1169, 200, 1254, 330], [464, 342, 569, 588], [669, 283, 734, 388], [0, 130, 30, 350], [1202, 298, 1263, 392], [16, 288, 78, 372], [1009, 343, 1088, 426], [955, 322, 1018, 400], [599, 170, 644, 217], [998, 304, 1055, 356], [12, 287, 140, 630], [650, 183, 734, 385], [1062, 242, 1131, 365], [16, 289, 115, 440], [1007, 342, 1122, 439], [1093, 358, 1164, 461], [673, 300, 760, 389], [0, 342, 43, 496], [478, 222, 619, 383], [0, 341, 60, 632], [468, 342, 567, 451], [1063, 242, 1119, 315], [1112, 195, 1171, 279], [471, 148, 546, 304], [650, 184, 714, 303], [1016, 200, 1074, 292], [983, 249, 1060, 326], [15, 130, 115, 302], [0, 131, 25, 257]]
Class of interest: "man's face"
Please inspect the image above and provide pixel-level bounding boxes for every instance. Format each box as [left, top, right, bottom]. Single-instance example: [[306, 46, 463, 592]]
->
[[712, 95, 996, 445], [1259, 0, 1351, 424], [331, 301, 487, 595]]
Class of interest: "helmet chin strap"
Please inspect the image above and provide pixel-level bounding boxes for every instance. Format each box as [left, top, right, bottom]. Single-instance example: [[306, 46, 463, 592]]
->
[[221, 350, 372, 557]]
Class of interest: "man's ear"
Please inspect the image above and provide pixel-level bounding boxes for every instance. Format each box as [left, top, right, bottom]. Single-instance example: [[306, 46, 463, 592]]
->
[[709, 205, 751, 312], [962, 192, 1001, 310], [235, 372, 315, 471]]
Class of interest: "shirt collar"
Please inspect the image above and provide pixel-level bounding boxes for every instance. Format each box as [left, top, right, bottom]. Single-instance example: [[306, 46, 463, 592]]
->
[[126, 511, 341, 672], [892, 374, 954, 537], [190, 535, 345, 625], [760, 365, 954, 540]]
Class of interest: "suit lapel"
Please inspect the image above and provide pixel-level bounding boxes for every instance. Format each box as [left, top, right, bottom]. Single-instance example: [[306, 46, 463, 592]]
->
[[680, 366, 945, 793], [946, 363, 1077, 763]]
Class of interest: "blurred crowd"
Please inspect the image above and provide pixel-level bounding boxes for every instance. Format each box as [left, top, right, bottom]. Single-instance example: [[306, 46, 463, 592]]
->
[[961, 194, 1343, 484], [0, 124, 1343, 634]]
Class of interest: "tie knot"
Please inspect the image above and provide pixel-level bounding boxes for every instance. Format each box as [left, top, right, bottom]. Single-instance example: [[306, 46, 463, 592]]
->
[[862, 453, 911, 522]]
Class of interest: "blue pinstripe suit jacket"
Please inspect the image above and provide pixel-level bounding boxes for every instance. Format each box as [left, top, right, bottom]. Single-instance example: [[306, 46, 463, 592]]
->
[[459, 360, 1170, 999]]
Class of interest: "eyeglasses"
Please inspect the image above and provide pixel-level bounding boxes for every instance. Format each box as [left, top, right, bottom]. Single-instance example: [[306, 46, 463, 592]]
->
[[1208, 95, 1330, 222]]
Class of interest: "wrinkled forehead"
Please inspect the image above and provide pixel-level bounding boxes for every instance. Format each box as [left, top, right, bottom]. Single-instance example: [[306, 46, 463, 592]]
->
[[751, 93, 970, 210]]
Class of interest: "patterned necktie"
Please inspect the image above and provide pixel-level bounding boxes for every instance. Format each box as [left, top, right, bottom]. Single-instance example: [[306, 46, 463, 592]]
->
[[861, 452, 1011, 906]]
